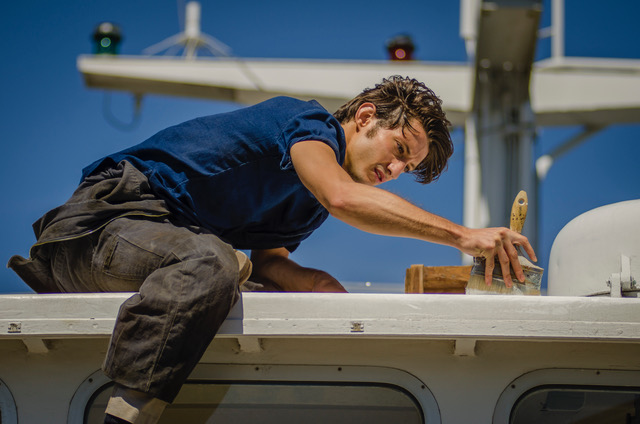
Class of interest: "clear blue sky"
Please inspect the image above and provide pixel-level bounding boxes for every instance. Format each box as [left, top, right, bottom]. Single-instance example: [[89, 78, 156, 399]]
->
[[2, 0, 639, 293]]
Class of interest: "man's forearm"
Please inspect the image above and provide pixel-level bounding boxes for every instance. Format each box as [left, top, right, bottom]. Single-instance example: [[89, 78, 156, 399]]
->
[[326, 182, 537, 285], [327, 181, 467, 250]]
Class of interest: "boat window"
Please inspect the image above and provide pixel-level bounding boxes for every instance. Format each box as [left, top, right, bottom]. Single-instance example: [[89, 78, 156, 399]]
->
[[85, 381, 424, 424], [0, 377, 17, 424], [510, 385, 640, 424]]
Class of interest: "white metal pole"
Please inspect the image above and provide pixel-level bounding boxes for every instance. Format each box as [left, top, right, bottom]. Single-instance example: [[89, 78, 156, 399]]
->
[[184, 2, 201, 59], [462, 114, 482, 265], [460, 0, 481, 60], [552, 0, 564, 59], [185, 2, 201, 39]]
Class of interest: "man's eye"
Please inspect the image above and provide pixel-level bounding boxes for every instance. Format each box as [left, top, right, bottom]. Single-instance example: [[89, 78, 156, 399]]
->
[[396, 142, 404, 154]]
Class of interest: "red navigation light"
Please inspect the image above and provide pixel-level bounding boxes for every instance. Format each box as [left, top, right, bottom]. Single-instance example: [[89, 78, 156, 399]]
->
[[386, 35, 415, 61], [394, 48, 407, 60]]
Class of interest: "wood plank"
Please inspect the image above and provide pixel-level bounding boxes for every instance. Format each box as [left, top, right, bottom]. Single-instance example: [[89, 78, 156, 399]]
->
[[405, 265, 472, 294], [404, 265, 424, 294]]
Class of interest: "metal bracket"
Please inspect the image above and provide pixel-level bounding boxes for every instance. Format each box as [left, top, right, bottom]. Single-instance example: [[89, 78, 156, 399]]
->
[[621, 254, 633, 290], [350, 321, 365, 333], [606, 254, 635, 297], [236, 337, 263, 353], [7, 322, 21, 333], [454, 339, 477, 357], [22, 338, 49, 354]]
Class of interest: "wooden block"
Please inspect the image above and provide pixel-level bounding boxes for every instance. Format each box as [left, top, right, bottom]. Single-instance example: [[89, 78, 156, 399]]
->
[[404, 265, 473, 294], [405, 264, 424, 294]]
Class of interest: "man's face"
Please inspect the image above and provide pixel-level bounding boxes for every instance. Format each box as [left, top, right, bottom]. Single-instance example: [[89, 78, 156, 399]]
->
[[343, 118, 430, 186]]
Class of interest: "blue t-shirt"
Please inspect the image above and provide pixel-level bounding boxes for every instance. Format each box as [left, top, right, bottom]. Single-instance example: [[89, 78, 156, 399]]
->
[[82, 97, 346, 252]]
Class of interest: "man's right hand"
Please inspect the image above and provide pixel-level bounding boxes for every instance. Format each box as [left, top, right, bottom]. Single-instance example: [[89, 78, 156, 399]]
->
[[309, 270, 348, 292], [458, 227, 538, 287], [250, 248, 347, 293]]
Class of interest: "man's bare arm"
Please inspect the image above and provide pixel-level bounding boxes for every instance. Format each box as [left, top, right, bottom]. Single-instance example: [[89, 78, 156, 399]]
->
[[250, 247, 348, 293], [290, 140, 537, 287]]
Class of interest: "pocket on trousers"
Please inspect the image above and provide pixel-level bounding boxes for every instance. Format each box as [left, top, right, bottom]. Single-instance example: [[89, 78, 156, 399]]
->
[[99, 235, 164, 282]]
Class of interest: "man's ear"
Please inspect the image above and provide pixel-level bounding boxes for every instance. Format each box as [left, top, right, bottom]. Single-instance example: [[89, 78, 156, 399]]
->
[[354, 103, 376, 131]]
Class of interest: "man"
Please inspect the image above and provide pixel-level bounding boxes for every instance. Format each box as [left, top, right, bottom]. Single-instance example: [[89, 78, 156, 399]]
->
[[9, 76, 536, 423]]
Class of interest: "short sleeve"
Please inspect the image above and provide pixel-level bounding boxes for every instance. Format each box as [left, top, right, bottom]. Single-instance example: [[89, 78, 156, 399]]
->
[[279, 104, 345, 171], [285, 242, 301, 253]]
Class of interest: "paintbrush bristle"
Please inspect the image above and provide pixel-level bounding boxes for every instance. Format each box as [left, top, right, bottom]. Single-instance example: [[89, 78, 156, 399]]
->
[[465, 256, 543, 295], [465, 272, 521, 295]]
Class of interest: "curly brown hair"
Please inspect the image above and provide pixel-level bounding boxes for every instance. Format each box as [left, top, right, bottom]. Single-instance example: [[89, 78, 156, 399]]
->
[[334, 76, 453, 184]]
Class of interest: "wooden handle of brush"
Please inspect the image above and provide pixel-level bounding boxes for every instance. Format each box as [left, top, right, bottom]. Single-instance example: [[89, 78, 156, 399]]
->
[[510, 190, 528, 234]]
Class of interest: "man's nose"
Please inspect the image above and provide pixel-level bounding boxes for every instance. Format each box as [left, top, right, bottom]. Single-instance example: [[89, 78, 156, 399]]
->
[[388, 160, 406, 180]]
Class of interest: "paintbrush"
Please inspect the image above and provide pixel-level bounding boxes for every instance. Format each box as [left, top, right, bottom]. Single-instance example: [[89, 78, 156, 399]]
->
[[465, 190, 544, 295]]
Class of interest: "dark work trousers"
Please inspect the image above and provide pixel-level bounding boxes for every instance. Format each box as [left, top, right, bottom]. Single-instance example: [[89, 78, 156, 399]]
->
[[9, 162, 241, 403]]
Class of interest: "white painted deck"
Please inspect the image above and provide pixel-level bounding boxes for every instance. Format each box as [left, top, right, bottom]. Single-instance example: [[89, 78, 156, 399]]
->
[[2, 292, 639, 343], [1, 293, 639, 423]]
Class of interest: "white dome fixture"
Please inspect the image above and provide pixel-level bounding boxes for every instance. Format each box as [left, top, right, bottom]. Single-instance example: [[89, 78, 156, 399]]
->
[[548, 199, 639, 297]]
